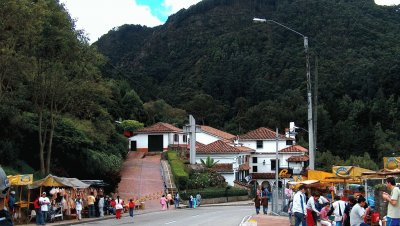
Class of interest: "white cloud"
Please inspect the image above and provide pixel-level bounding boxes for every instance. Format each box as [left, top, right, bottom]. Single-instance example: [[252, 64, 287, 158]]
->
[[162, 0, 202, 14], [59, 0, 163, 43], [375, 0, 400, 5]]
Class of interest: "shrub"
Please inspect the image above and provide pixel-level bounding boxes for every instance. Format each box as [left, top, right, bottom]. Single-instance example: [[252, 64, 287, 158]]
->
[[167, 150, 189, 190], [188, 170, 226, 189]]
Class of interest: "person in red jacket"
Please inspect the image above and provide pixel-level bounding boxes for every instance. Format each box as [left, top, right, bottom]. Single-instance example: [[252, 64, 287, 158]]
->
[[128, 199, 135, 221], [33, 195, 41, 225]]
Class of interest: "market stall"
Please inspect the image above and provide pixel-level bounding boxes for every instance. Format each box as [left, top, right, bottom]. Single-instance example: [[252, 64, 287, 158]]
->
[[6, 174, 33, 223], [28, 174, 90, 222]]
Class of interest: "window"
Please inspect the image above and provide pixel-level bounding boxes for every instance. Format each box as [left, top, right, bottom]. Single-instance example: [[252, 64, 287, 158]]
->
[[183, 135, 187, 142], [174, 134, 179, 142], [286, 140, 293, 145], [252, 157, 258, 163], [271, 159, 280, 170], [253, 166, 258, 173], [256, 140, 263, 149]]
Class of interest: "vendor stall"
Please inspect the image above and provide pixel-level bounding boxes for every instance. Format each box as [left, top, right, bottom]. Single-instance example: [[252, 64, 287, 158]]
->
[[28, 174, 90, 222], [6, 174, 33, 223]]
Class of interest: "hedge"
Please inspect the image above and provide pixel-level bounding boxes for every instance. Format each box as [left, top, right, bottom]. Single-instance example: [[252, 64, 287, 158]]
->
[[167, 150, 189, 190], [180, 187, 249, 200]]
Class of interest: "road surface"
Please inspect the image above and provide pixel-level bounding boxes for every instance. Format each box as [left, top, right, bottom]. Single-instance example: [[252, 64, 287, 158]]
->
[[74, 205, 254, 226]]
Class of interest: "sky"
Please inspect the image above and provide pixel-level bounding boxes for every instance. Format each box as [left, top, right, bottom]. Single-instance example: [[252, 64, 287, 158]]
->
[[60, 0, 400, 43]]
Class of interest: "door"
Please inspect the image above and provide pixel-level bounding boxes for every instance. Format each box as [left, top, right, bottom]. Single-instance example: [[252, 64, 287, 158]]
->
[[130, 141, 137, 151], [148, 135, 163, 152]]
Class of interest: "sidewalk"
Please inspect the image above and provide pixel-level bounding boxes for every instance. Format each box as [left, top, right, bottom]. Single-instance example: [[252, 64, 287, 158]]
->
[[245, 214, 289, 226]]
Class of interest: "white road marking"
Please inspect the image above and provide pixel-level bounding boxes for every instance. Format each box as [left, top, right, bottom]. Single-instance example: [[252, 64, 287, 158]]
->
[[165, 220, 177, 224]]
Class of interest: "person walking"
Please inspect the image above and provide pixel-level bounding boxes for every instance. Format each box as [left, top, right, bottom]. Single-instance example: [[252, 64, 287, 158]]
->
[[382, 177, 400, 226], [189, 195, 193, 208], [8, 191, 16, 216], [160, 195, 167, 210], [193, 195, 197, 209], [343, 196, 356, 226], [39, 192, 50, 225], [87, 192, 96, 218], [349, 196, 369, 226], [115, 196, 124, 219], [196, 193, 201, 207], [328, 196, 347, 226], [174, 193, 180, 208], [166, 193, 172, 209], [254, 194, 261, 214], [33, 195, 41, 225], [128, 199, 135, 220], [292, 184, 307, 226], [98, 195, 104, 217], [261, 193, 268, 214], [75, 194, 83, 221], [306, 192, 320, 226]]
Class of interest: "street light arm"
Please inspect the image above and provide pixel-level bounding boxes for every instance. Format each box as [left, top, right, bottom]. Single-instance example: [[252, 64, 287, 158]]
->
[[266, 20, 306, 39]]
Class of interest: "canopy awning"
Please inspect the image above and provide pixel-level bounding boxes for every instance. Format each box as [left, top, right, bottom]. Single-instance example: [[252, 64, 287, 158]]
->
[[288, 179, 320, 185], [28, 174, 89, 189]]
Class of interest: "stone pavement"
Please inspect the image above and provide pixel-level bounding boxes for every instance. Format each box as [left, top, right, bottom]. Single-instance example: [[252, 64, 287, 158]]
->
[[117, 151, 164, 211]]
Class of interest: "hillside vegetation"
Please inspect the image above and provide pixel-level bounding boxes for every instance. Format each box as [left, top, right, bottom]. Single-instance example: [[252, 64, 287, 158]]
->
[[95, 0, 400, 164]]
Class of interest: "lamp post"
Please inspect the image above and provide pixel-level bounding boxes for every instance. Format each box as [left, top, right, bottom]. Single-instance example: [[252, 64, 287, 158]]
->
[[253, 18, 315, 170], [275, 127, 279, 213]]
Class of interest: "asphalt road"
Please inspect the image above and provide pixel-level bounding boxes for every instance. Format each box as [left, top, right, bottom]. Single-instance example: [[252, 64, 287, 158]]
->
[[74, 206, 254, 226]]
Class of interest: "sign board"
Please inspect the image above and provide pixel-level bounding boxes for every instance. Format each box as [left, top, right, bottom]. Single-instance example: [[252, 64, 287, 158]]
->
[[7, 174, 33, 185], [332, 166, 352, 177], [279, 168, 293, 178], [384, 157, 400, 170]]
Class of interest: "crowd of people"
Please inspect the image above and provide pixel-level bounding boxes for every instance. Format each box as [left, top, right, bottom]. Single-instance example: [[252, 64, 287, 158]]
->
[[159, 192, 202, 210], [279, 176, 400, 226]]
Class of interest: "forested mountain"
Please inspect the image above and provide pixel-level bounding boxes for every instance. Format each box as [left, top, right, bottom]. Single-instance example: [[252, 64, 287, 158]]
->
[[95, 0, 400, 164], [0, 0, 142, 188]]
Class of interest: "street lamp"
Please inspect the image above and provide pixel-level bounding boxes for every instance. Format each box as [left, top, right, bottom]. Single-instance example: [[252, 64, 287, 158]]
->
[[253, 18, 315, 170]]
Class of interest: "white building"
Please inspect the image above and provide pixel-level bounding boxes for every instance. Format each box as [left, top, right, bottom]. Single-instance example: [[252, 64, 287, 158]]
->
[[195, 140, 253, 186], [128, 122, 187, 152], [236, 127, 308, 191]]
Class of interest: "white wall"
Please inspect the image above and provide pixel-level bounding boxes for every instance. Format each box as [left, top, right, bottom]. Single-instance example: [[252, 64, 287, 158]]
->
[[240, 140, 288, 153], [249, 153, 305, 174], [222, 173, 235, 186], [195, 132, 220, 145], [129, 134, 148, 149]]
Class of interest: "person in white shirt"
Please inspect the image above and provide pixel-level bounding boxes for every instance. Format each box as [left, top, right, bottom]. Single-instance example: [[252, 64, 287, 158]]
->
[[349, 196, 369, 226], [75, 194, 83, 221], [39, 192, 50, 225], [292, 184, 307, 226], [307, 192, 320, 226], [98, 195, 105, 217], [330, 196, 347, 226]]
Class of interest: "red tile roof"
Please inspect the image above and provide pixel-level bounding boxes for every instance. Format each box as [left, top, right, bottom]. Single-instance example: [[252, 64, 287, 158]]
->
[[239, 163, 250, 171], [197, 140, 253, 154], [238, 127, 288, 140], [213, 163, 233, 172], [279, 145, 308, 153], [134, 122, 182, 134], [251, 173, 276, 179], [200, 125, 236, 141], [287, 155, 309, 162]]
